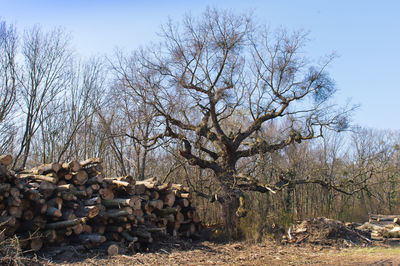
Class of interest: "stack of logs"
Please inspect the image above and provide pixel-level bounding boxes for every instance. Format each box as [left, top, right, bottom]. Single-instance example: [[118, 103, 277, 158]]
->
[[0, 155, 201, 255], [356, 214, 400, 242]]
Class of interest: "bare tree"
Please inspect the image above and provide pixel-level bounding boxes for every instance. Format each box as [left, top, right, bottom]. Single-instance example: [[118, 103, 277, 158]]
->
[[98, 78, 162, 179], [0, 20, 18, 152], [13, 26, 72, 168], [30, 58, 105, 163], [58, 58, 105, 162], [114, 8, 355, 234]]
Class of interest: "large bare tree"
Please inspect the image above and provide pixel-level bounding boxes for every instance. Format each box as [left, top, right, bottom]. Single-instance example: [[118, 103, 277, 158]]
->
[[113, 9, 354, 234]]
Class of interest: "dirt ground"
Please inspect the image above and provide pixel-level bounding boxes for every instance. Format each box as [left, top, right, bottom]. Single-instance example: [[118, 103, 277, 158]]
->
[[35, 240, 400, 266]]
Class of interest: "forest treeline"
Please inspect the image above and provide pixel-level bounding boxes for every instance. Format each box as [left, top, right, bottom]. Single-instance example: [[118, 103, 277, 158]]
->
[[1, 10, 399, 239]]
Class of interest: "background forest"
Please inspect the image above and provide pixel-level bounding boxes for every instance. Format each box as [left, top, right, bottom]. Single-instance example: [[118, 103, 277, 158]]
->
[[1, 10, 399, 239]]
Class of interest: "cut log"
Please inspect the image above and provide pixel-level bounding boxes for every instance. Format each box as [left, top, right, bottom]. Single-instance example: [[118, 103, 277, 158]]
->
[[23, 210, 34, 220], [63, 201, 79, 209], [135, 184, 146, 195], [163, 192, 176, 208], [91, 183, 100, 191], [106, 225, 123, 233], [156, 182, 170, 191], [99, 188, 114, 200], [80, 158, 103, 168], [73, 170, 88, 185], [61, 209, 76, 220], [0, 154, 12, 166], [158, 206, 181, 215], [9, 206, 23, 218], [64, 173, 73, 181], [107, 243, 119, 256], [9, 187, 20, 198], [0, 183, 10, 193], [86, 186, 93, 197], [62, 160, 82, 172], [176, 211, 185, 222], [112, 216, 128, 223], [384, 227, 400, 238], [77, 233, 106, 244], [149, 200, 164, 210], [30, 238, 43, 251], [39, 181, 57, 198], [44, 245, 85, 256], [180, 193, 191, 199], [0, 216, 16, 226], [75, 205, 99, 219], [93, 225, 106, 235], [151, 190, 160, 200], [60, 192, 77, 201], [132, 209, 144, 217], [46, 206, 62, 217], [105, 207, 133, 218], [84, 196, 101, 206], [23, 188, 40, 201], [171, 184, 184, 191], [0, 164, 7, 176], [8, 196, 21, 207], [110, 180, 131, 187], [56, 184, 75, 192], [370, 214, 400, 220], [83, 224, 92, 233], [177, 198, 189, 208], [73, 223, 84, 235], [25, 163, 62, 175], [47, 197, 63, 210], [121, 231, 138, 242], [135, 228, 152, 239], [46, 218, 88, 229], [102, 198, 137, 208], [87, 174, 104, 185], [85, 164, 104, 175], [130, 196, 142, 211], [136, 178, 157, 189], [19, 174, 57, 184], [43, 229, 57, 242]]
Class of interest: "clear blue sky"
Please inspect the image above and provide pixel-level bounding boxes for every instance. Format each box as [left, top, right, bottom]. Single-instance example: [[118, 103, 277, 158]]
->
[[2, 0, 400, 130]]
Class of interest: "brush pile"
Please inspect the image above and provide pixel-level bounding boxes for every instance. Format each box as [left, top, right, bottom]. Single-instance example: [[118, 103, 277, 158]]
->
[[282, 217, 371, 247], [0, 155, 201, 255]]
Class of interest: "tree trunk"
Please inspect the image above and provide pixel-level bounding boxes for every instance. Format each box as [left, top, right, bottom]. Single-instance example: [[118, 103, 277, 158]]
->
[[220, 190, 240, 238], [217, 167, 241, 238]]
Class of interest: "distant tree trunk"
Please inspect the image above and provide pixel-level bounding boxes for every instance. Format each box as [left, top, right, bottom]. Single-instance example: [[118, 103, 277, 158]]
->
[[140, 147, 148, 180]]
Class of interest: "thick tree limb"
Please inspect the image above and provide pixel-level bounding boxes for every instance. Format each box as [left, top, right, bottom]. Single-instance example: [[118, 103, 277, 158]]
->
[[235, 173, 368, 196]]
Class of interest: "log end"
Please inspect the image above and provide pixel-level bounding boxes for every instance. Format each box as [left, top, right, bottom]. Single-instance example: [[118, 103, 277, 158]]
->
[[107, 244, 119, 256]]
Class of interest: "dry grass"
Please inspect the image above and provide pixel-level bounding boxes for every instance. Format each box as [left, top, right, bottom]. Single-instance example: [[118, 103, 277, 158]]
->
[[1, 231, 400, 265], [0, 230, 41, 266], [40, 240, 400, 266]]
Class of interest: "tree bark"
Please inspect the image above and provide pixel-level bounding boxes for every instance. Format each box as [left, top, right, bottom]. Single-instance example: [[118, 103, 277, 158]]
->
[[220, 187, 240, 238], [217, 168, 242, 238]]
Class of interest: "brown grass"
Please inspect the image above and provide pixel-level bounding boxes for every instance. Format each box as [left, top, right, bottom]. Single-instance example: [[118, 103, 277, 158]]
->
[[0, 231, 41, 266]]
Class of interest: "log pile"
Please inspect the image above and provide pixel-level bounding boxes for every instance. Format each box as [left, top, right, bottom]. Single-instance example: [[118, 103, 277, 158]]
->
[[0, 155, 201, 254], [356, 214, 400, 242]]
